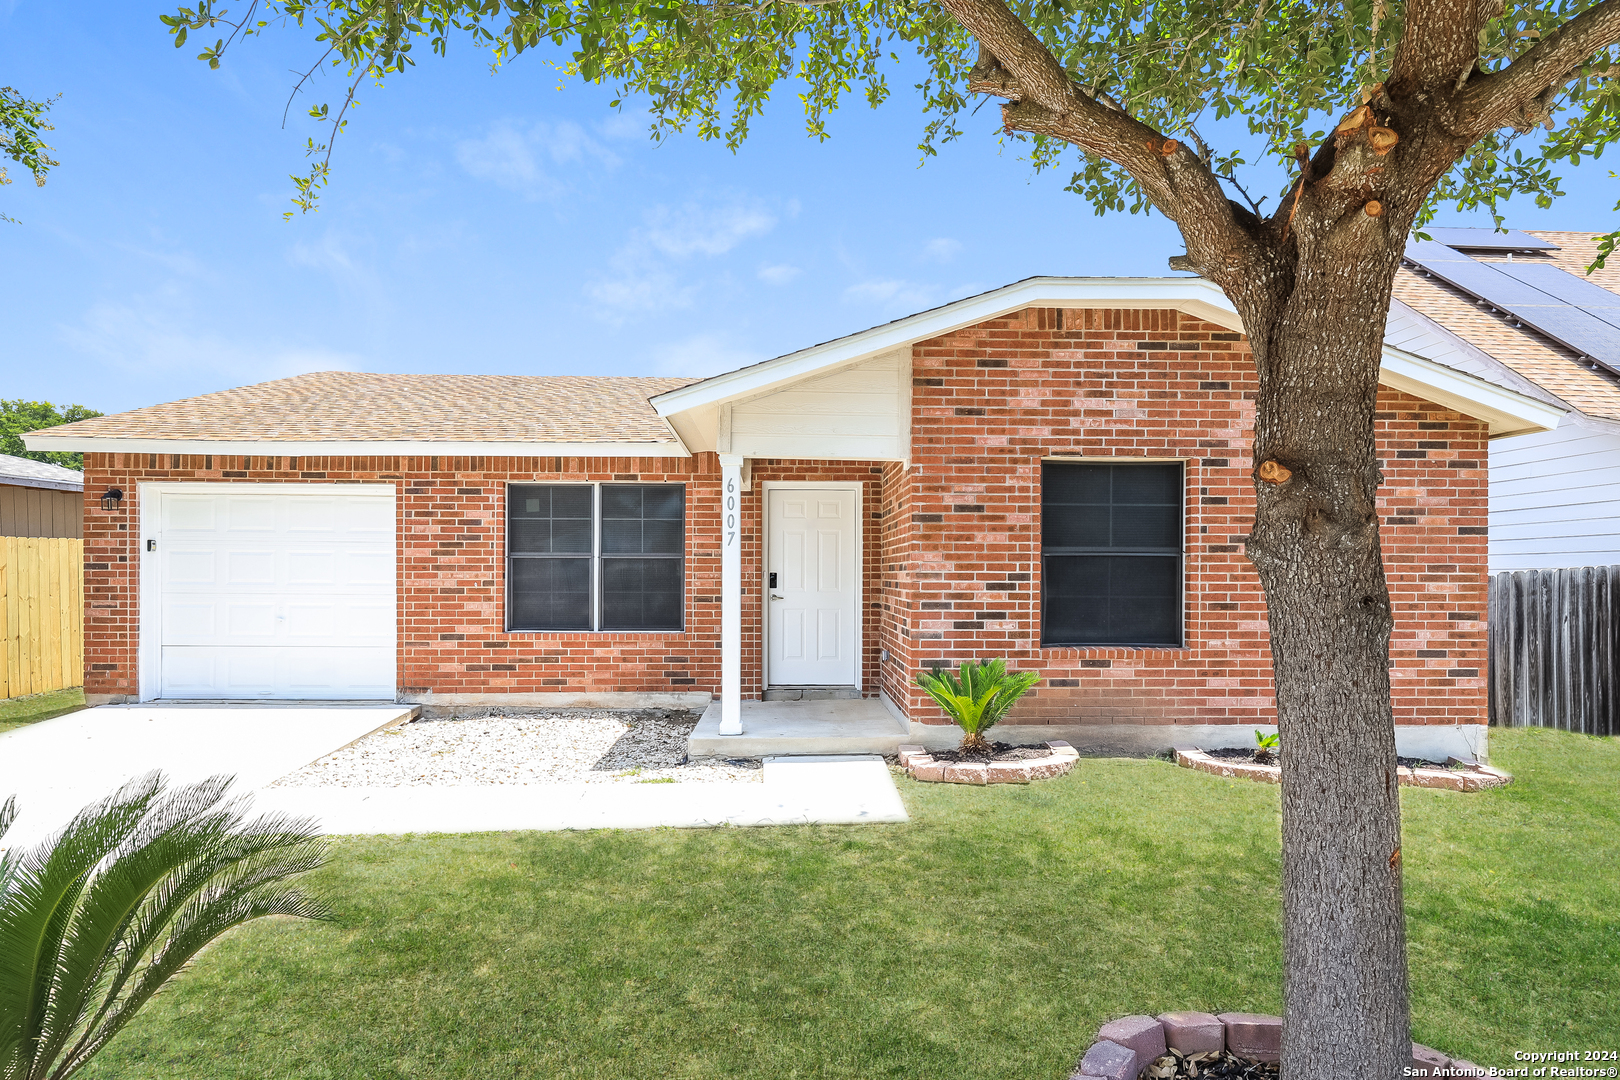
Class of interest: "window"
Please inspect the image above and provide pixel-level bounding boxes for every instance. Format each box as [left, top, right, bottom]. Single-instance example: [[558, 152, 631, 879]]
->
[[508, 484, 685, 632], [1041, 461, 1182, 647]]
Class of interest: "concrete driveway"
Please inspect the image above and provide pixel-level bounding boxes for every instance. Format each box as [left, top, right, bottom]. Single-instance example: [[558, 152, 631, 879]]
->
[[0, 704, 908, 846], [0, 703, 412, 849]]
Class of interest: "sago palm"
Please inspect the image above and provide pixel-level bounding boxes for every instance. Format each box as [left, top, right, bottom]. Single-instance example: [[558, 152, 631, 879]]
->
[[915, 658, 1040, 754], [0, 771, 332, 1080]]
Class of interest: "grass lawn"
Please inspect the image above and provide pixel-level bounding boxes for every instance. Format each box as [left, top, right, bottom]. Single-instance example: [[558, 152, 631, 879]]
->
[[0, 687, 84, 735], [80, 728, 1618, 1079]]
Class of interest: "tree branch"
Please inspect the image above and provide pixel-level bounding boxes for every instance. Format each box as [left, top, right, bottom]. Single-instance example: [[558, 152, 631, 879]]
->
[[940, 0, 1258, 285], [1389, 0, 1492, 93], [1456, 0, 1620, 138]]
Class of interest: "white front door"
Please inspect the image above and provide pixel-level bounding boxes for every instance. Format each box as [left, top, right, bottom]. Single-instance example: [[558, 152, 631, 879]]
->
[[155, 488, 396, 699], [766, 486, 859, 687]]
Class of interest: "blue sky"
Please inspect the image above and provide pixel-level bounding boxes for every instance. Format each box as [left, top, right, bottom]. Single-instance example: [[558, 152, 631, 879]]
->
[[3, 3, 1616, 416]]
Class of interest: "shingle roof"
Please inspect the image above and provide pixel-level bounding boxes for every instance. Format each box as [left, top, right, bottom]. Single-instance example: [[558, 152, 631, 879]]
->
[[1393, 230, 1620, 422], [30, 372, 699, 446], [0, 453, 83, 492]]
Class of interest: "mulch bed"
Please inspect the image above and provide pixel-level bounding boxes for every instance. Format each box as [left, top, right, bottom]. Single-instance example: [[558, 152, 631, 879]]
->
[[1204, 747, 1452, 770], [1144, 1049, 1280, 1078], [924, 742, 1054, 763]]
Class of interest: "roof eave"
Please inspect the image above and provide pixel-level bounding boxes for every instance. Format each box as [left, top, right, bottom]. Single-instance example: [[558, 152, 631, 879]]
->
[[19, 436, 693, 459]]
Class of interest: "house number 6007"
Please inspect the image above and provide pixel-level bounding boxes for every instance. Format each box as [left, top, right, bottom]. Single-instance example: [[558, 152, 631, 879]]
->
[[725, 476, 736, 546]]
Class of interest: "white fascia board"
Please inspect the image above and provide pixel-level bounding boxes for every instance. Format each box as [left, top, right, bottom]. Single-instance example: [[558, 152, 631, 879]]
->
[[650, 276, 1242, 417], [19, 436, 692, 458], [1377, 345, 1564, 437]]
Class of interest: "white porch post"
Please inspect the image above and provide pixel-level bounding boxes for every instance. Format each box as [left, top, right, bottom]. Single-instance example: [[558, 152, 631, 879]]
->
[[718, 453, 744, 735]]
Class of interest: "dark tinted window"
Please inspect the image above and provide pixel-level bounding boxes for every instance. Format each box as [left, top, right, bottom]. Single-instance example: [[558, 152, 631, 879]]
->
[[1041, 461, 1182, 647], [507, 483, 685, 632]]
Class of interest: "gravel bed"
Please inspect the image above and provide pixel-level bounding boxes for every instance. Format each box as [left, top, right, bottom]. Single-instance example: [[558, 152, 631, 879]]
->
[[270, 710, 762, 787]]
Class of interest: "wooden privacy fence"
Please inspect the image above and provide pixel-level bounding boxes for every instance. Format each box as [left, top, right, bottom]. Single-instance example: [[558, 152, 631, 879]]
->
[[1488, 564, 1620, 736], [0, 537, 85, 699]]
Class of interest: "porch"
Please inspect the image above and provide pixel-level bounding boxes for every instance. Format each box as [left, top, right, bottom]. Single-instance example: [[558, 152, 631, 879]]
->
[[689, 698, 909, 759]]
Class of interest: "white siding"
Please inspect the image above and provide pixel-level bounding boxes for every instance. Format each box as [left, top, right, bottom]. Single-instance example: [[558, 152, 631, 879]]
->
[[1489, 420, 1620, 572], [728, 349, 909, 461]]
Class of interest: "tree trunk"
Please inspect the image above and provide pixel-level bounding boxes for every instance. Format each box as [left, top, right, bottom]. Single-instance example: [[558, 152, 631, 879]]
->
[[1236, 230, 1412, 1079]]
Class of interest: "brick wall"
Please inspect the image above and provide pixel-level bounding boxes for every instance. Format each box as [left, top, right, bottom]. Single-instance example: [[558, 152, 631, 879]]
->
[[79, 452, 888, 702], [78, 303, 1489, 726], [885, 306, 1489, 728]]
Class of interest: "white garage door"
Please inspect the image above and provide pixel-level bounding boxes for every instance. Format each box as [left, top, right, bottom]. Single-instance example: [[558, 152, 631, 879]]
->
[[156, 488, 396, 699]]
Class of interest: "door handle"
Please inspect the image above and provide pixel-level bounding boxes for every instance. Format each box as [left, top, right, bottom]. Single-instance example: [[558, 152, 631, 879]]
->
[[770, 594, 785, 601]]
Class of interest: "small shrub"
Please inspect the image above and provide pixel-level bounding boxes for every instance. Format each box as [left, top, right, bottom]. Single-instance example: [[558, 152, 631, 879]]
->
[[915, 658, 1040, 754]]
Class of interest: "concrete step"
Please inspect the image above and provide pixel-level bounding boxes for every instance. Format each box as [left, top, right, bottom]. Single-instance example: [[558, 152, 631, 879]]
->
[[688, 699, 909, 759]]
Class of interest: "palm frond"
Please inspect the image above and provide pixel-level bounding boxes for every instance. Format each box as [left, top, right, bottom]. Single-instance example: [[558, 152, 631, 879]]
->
[[915, 658, 1040, 744], [0, 774, 330, 1080]]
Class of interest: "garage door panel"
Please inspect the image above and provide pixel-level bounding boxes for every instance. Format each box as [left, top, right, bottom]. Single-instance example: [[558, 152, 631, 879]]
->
[[164, 496, 218, 533], [226, 497, 278, 534], [158, 489, 396, 700]]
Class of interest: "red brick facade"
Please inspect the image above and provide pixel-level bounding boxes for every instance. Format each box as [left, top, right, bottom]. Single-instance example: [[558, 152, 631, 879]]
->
[[77, 304, 1488, 728]]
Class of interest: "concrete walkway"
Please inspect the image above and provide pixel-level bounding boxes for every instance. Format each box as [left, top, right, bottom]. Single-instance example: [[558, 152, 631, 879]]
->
[[254, 756, 907, 833], [0, 705, 907, 847]]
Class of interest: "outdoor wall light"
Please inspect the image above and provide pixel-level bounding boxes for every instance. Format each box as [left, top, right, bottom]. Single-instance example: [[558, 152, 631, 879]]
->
[[100, 488, 124, 511]]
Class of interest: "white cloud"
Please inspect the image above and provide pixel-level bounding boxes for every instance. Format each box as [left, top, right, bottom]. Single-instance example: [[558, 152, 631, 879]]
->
[[585, 195, 781, 318], [922, 237, 963, 263], [843, 278, 943, 311], [455, 119, 618, 198], [642, 200, 776, 258], [758, 263, 801, 285], [59, 297, 364, 380], [649, 333, 763, 378]]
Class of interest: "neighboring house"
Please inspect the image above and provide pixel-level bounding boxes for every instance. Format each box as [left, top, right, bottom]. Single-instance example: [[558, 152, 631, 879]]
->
[[1388, 228, 1620, 736], [26, 277, 1559, 759], [1389, 228, 1620, 573], [0, 453, 83, 539]]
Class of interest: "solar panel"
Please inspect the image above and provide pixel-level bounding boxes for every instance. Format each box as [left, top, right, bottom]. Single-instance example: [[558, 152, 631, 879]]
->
[[1403, 241, 1620, 376], [1418, 227, 1560, 252]]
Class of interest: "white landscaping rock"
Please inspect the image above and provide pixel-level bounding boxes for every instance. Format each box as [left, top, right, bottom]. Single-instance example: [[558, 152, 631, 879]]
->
[[270, 711, 761, 787]]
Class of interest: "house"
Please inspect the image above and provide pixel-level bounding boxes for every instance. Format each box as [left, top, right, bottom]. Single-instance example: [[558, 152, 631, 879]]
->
[[25, 276, 1560, 759], [1389, 228, 1620, 736], [1390, 229, 1620, 573], [0, 453, 84, 539]]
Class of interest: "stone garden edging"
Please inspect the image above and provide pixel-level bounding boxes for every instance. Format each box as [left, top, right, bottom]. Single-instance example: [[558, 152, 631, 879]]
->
[[1074, 1010, 1486, 1079], [896, 741, 1079, 784], [1173, 746, 1513, 792]]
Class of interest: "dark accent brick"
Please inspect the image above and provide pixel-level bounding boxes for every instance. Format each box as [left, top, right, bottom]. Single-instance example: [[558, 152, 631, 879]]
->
[[1080, 659, 1112, 668], [300, 471, 327, 479], [1447, 460, 1480, 469], [1417, 440, 1448, 450], [952, 621, 985, 630], [1417, 421, 1451, 429], [1203, 458, 1231, 467], [976, 358, 1008, 368], [1447, 668, 1479, 678], [1137, 341, 1169, 350], [1448, 612, 1479, 621], [439, 633, 466, 640], [952, 504, 985, 513], [1202, 496, 1228, 505], [1396, 450, 1427, 459], [1416, 649, 1448, 658], [1048, 679, 1079, 687], [1199, 381, 1231, 391], [920, 601, 953, 610], [954, 407, 986, 416], [913, 377, 945, 386], [912, 513, 943, 523], [1458, 526, 1488, 535], [977, 611, 1007, 620], [1210, 332, 1242, 341]]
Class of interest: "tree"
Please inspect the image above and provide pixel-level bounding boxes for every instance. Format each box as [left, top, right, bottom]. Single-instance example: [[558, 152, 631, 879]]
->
[[0, 87, 59, 225], [0, 772, 331, 1079], [0, 402, 103, 471], [159, 2, 1620, 1074]]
